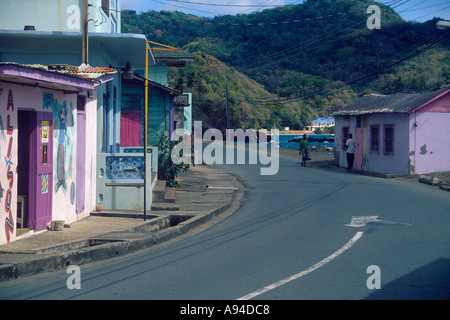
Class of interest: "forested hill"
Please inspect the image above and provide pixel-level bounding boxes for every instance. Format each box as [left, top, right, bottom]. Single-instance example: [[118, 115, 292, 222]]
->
[[122, 0, 450, 131]]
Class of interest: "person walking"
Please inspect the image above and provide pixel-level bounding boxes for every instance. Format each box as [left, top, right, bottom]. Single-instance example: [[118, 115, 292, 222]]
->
[[299, 134, 310, 167], [346, 133, 356, 171]]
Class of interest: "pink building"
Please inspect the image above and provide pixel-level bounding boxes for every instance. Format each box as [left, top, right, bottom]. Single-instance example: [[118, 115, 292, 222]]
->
[[0, 63, 115, 245], [333, 87, 450, 175]]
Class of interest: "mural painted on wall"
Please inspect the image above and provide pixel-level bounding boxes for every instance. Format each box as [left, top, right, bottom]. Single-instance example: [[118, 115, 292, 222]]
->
[[43, 92, 76, 196], [0, 89, 16, 243], [0, 89, 4, 208]]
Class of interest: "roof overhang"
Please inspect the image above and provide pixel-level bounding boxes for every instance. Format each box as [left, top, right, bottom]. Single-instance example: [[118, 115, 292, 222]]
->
[[91, 33, 156, 67], [0, 62, 113, 92], [149, 42, 194, 67], [407, 87, 450, 114], [333, 87, 450, 116], [0, 30, 156, 67]]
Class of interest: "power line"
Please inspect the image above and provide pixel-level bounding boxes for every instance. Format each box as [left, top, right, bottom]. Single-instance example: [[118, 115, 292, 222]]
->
[[120, 2, 450, 106], [123, 0, 450, 28], [228, 29, 450, 106], [164, 0, 284, 8], [148, 0, 223, 15], [239, 0, 279, 15], [407, 4, 450, 21], [234, 20, 367, 70]]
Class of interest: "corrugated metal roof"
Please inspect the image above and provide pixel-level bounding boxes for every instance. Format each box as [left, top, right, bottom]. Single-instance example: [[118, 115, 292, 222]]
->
[[150, 48, 194, 67], [333, 87, 450, 116], [151, 49, 194, 60], [0, 62, 116, 91], [0, 62, 116, 81]]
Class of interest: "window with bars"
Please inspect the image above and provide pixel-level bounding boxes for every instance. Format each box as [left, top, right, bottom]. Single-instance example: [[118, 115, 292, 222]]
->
[[370, 125, 380, 153], [384, 124, 394, 155]]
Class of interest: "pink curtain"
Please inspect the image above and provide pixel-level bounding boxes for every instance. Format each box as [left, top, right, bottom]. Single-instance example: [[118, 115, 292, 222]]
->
[[120, 112, 141, 147]]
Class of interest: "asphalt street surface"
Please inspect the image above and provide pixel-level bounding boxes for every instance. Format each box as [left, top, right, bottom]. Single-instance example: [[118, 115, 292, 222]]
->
[[1, 145, 449, 301]]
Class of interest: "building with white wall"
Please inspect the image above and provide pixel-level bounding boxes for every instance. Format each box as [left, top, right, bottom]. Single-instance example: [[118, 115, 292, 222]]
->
[[311, 117, 335, 131], [0, 0, 121, 33]]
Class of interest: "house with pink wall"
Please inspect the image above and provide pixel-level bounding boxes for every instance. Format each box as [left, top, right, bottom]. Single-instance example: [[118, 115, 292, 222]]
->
[[333, 87, 450, 176], [0, 63, 115, 245]]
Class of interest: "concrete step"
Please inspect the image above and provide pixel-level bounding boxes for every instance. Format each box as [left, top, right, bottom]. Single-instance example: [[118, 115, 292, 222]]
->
[[153, 180, 166, 203], [164, 187, 176, 203], [152, 180, 177, 204]]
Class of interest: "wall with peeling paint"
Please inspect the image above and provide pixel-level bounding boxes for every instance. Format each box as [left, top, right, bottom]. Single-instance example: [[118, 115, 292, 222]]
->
[[335, 90, 450, 175], [335, 113, 410, 175], [409, 92, 450, 174]]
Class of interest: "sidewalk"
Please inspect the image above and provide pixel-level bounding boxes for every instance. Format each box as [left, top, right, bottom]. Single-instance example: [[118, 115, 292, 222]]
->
[[0, 165, 242, 282]]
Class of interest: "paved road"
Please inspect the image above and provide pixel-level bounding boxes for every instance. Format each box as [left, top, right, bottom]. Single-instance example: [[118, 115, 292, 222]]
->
[[1, 148, 449, 302]]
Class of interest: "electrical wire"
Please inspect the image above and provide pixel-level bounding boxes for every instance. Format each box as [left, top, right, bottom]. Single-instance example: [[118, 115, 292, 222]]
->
[[119, 1, 450, 107], [229, 29, 450, 106], [233, 20, 367, 70], [164, 0, 284, 8], [149, 0, 223, 15], [187, 0, 450, 82]]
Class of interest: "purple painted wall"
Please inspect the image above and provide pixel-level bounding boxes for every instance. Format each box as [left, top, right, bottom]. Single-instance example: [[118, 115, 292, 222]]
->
[[0, 81, 98, 245], [409, 92, 450, 174], [334, 90, 450, 175]]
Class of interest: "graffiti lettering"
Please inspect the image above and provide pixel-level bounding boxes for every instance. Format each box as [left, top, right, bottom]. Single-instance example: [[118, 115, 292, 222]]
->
[[4, 189, 11, 212], [7, 90, 14, 111], [4, 90, 14, 242], [7, 163, 13, 189], [4, 210, 14, 243], [6, 115, 13, 135]]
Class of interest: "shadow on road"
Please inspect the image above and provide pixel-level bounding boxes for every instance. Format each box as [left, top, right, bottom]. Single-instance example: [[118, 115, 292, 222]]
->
[[364, 258, 450, 300]]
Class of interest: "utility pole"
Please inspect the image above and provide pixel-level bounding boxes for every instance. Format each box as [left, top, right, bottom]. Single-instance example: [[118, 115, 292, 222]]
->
[[82, 0, 89, 65], [225, 84, 230, 130]]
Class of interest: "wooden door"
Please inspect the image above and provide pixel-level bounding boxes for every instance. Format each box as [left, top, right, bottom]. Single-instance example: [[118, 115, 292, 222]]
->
[[33, 112, 53, 229]]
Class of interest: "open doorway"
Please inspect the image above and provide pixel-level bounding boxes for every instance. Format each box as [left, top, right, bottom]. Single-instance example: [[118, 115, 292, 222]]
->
[[17, 110, 53, 232], [17, 110, 34, 232]]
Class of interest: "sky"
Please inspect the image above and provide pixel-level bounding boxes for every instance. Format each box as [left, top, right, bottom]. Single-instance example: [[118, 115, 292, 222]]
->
[[121, 0, 450, 22]]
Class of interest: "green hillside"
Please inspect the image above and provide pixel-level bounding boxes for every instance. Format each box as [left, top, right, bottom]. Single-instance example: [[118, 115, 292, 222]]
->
[[168, 49, 355, 130], [122, 0, 450, 130]]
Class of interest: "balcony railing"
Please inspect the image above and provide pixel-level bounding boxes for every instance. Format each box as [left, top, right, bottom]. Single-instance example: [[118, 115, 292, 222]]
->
[[105, 155, 144, 180]]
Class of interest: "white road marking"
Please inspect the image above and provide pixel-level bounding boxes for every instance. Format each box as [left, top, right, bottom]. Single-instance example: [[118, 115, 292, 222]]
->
[[346, 216, 381, 227], [237, 231, 364, 300], [345, 216, 412, 227]]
